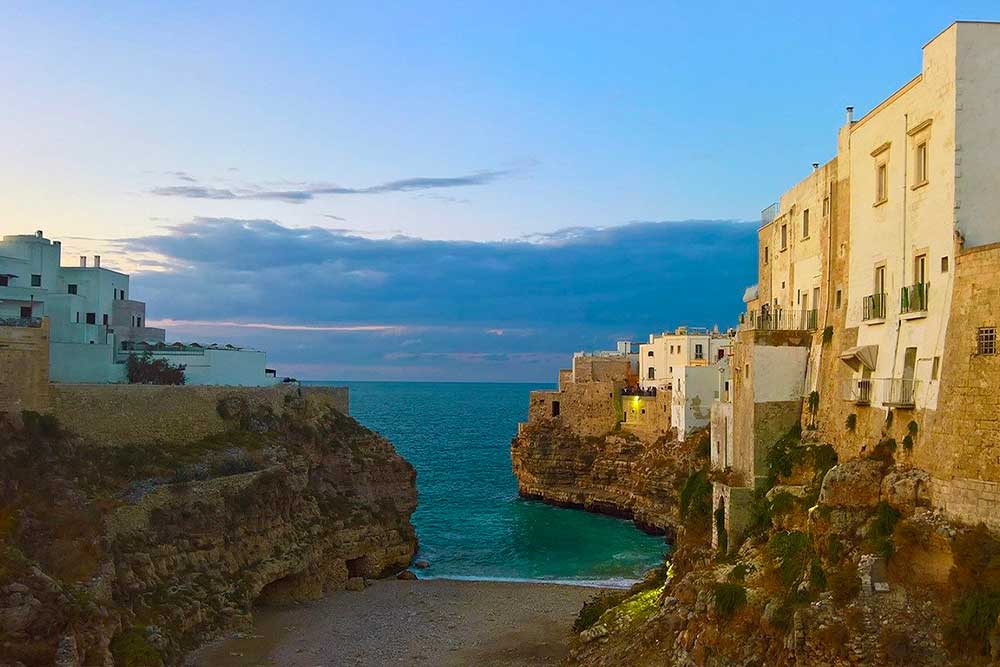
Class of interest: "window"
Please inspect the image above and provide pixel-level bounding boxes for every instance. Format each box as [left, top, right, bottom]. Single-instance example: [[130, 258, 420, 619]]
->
[[875, 265, 886, 296], [551, 401, 560, 417], [647, 350, 654, 357], [932, 356, 940, 380], [978, 327, 997, 355], [914, 142, 928, 185], [802, 209, 810, 238], [835, 289, 842, 309], [68, 284, 78, 295], [114, 289, 118, 299], [780, 224, 788, 250], [648, 367, 655, 380], [875, 162, 888, 204], [0, 276, 7, 287], [102, 314, 109, 326], [764, 246, 769, 265], [137, 317, 142, 327], [695, 344, 704, 360], [744, 364, 749, 379], [941, 256, 949, 273], [823, 196, 830, 217], [914, 253, 927, 285], [31, 274, 41, 287], [19, 306, 32, 318], [85, 312, 96, 325], [717, 348, 725, 360], [76, 312, 80, 323]]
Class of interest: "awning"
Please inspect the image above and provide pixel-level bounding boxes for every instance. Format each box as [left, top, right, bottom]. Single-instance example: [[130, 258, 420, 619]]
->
[[840, 345, 878, 371], [742, 283, 759, 303]]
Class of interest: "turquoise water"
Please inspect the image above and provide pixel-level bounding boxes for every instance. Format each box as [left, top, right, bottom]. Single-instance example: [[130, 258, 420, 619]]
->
[[316, 381, 666, 586]]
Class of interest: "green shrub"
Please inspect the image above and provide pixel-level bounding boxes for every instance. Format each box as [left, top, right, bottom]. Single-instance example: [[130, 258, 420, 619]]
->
[[907, 420, 919, 436], [727, 563, 751, 583], [765, 424, 804, 485], [20, 410, 61, 438], [712, 583, 747, 618], [126, 351, 185, 385], [822, 326, 834, 344], [808, 391, 820, 414], [109, 627, 162, 667], [829, 560, 861, 606], [845, 413, 857, 431], [574, 590, 627, 632], [766, 531, 811, 589], [809, 559, 828, 590], [902, 434, 914, 451], [885, 409, 894, 428], [946, 592, 1000, 656], [868, 438, 896, 465], [680, 469, 712, 521], [865, 501, 900, 559]]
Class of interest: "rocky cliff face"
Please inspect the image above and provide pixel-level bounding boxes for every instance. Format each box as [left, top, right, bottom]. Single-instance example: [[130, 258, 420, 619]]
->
[[0, 393, 417, 666], [510, 419, 707, 535], [565, 433, 998, 666]]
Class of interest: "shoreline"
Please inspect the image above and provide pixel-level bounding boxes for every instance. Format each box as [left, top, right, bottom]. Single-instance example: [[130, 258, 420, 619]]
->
[[187, 578, 604, 667]]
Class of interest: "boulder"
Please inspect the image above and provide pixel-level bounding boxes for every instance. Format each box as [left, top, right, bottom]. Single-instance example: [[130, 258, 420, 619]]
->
[[881, 468, 931, 516], [818, 459, 884, 508], [396, 570, 418, 581], [413, 560, 430, 570], [345, 577, 365, 591]]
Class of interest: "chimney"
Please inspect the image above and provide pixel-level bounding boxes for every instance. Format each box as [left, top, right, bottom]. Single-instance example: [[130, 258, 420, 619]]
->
[[846, 106, 855, 124], [35, 230, 43, 238], [80, 256, 88, 267], [812, 162, 819, 171], [94, 255, 101, 268]]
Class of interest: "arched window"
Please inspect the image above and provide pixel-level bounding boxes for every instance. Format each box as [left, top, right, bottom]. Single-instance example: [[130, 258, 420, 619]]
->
[[647, 367, 655, 380]]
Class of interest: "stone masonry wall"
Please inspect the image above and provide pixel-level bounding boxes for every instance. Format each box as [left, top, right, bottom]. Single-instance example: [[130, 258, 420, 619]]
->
[[49, 383, 349, 447], [528, 382, 622, 439], [573, 355, 631, 383], [621, 391, 671, 440], [0, 319, 50, 414]]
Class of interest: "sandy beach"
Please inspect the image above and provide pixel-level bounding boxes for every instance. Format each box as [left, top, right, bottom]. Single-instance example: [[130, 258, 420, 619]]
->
[[188, 579, 605, 667]]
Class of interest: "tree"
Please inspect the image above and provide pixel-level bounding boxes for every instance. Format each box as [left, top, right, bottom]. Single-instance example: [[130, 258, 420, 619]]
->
[[126, 352, 186, 385]]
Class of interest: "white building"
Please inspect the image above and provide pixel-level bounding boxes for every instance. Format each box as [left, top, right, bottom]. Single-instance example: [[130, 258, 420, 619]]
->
[[639, 327, 731, 392], [0, 231, 279, 386]]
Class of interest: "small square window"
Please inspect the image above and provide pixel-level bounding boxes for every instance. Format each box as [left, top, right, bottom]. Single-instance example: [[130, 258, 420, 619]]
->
[[31, 274, 41, 287], [978, 327, 997, 355], [941, 256, 949, 273], [0, 276, 8, 287], [780, 224, 788, 250], [764, 246, 769, 265], [835, 289, 842, 309], [915, 142, 928, 185], [875, 162, 888, 204], [68, 284, 78, 295], [802, 209, 810, 238], [823, 196, 830, 217], [932, 356, 940, 380], [86, 312, 96, 325]]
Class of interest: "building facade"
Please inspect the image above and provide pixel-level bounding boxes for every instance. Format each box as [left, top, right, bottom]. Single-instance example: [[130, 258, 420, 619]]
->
[[0, 231, 278, 386]]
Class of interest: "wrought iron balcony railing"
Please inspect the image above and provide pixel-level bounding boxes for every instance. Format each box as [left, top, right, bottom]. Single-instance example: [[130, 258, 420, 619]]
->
[[843, 378, 873, 405], [863, 292, 887, 321], [842, 377, 919, 408], [900, 282, 930, 315], [740, 308, 818, 332]]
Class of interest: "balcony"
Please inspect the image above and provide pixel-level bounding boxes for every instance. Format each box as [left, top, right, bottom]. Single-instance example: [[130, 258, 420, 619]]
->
[[842, 377, 919, 408], [740, 308, 818, 332], [900, 282, 930, 316], [843, 378, 873, 405], [0, 316, 42, 328], [761, 202, 779, 225], [863, 293, 887, 321]]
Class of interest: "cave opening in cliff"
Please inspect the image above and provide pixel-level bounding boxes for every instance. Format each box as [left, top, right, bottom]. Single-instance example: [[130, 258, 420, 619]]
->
[[346, 555, 372, 578]]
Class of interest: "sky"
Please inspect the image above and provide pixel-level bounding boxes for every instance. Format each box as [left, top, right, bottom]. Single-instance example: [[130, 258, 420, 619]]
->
[[2, 2, 998, 381]]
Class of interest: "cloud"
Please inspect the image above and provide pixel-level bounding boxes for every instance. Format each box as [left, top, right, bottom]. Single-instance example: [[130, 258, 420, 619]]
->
[[323, 214, 347, 222], [149, 169, 514, 204], [123, 217, 758, 380]]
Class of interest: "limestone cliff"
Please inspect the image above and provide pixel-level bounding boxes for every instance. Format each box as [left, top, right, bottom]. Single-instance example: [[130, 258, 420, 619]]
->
[[0, 392, 417, 666], [510, 419, 707, 535], [565, 434, 1000, 666]]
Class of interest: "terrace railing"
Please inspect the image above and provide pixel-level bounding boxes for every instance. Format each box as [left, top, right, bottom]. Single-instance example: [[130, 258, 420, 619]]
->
[[740, 308, 818, 332], [900, 282, 930, 315], [0, 317, 42, 328], [761, 202, 780, 225], [842, 377, 919, 408], [863, 293, 887, 321]]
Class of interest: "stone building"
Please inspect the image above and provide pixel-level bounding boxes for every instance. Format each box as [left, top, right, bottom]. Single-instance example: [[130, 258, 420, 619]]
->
[[713, 21, 1000, 544], [0, 316, 50, 413]]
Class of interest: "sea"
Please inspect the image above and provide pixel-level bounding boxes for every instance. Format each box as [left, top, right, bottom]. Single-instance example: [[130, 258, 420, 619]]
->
[[308, 381, 667, 587]]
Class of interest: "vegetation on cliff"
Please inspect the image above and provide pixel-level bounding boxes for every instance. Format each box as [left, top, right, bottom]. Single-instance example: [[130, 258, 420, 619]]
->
[[567, 426, 1000, 666], [0, 392, 417, 666]]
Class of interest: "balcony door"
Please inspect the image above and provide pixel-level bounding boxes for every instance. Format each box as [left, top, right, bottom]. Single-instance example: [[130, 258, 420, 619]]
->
[[902, 347, 917, 404], [914, 254, 927, 285]]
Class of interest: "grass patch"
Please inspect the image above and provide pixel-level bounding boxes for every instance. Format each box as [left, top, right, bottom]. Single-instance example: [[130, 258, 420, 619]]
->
[[109, 627, 163, 667], [574, 590, 628, 632]]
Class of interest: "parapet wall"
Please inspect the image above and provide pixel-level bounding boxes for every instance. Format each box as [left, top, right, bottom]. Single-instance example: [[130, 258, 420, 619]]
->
[[0, 319, 50, 413], [573, 355, 631, 383], [49, 383, 348, 447], [528, 381, 623, 439]]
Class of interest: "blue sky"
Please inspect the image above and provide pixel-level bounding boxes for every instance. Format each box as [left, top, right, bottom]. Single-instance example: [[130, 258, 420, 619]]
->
[[2, 3, 997, 380]]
